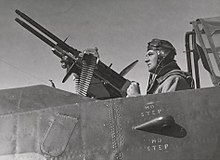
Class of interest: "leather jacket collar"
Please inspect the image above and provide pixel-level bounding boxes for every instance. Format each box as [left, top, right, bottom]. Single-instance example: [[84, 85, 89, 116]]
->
[[147, 60, 181, 94]]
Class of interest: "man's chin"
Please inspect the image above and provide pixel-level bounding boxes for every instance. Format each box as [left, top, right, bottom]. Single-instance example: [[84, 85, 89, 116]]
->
[[148, 68, 156, 73]]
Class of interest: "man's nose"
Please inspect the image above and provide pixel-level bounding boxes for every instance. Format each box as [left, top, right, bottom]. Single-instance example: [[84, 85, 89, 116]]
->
[[145, 56, 149, 63]]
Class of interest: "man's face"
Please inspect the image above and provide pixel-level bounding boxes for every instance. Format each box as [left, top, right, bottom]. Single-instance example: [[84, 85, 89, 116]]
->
[[145, 49, 158, 73]]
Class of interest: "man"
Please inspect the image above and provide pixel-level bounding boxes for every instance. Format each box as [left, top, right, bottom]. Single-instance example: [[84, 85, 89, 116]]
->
[[127, 38, 194, 97]]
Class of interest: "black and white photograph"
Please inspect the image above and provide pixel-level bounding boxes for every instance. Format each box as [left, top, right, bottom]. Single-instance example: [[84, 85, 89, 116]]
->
[[0, 0, 220, 159]]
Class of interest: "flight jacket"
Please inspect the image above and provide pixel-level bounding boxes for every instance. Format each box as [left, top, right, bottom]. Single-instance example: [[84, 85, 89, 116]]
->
[[147, 60, 194, 94]]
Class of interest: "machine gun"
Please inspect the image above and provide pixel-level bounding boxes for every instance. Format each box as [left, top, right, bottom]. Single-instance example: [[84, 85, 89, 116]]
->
[[15, 10, 138, 99]]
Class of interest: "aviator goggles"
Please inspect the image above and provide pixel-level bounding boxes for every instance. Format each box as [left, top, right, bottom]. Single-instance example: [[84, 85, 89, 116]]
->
[[147, 39, 176, 52]]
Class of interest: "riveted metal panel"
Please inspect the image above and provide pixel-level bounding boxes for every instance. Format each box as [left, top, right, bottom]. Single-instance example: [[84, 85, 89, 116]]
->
[[0, 85, 220, 160], [101, 87, 220, 160], [0, 85, 92, 115]]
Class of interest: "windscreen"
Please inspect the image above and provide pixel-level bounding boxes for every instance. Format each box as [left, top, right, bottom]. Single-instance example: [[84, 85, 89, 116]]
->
[[194, 17, 220, 85]]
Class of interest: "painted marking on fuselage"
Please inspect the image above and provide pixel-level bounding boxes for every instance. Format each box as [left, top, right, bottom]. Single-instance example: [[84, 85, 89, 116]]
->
[[142, 137, 169, 152], [141, 103, 162, 117], [140, 102, 169, 152]]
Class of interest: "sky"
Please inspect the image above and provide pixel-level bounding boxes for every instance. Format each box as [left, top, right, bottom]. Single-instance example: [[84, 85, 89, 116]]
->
[[0, 0, 220, 94]]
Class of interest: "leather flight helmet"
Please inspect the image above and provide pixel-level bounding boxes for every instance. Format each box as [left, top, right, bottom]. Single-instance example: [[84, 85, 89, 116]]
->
[[147, 38, 176, 59]]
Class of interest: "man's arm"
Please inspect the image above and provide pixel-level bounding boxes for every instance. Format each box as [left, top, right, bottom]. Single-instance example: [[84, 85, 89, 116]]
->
[[158, 75, 191, 93]]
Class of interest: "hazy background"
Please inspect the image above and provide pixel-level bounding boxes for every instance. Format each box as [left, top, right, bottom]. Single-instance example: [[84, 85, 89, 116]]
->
[[0, 0, 220, 94]]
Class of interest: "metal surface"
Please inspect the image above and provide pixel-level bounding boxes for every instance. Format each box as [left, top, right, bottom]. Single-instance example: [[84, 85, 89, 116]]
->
[[0, 85, 91, 115], [106, 87, 220, 160], [0, 85, 220, 159]]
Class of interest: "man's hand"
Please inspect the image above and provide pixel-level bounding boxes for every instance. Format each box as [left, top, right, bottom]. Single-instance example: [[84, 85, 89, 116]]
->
[[126, 81, 141, 97]]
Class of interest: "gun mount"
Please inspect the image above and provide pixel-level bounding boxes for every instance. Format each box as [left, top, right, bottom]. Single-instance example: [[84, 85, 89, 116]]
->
[[15, 10, 133, 100]]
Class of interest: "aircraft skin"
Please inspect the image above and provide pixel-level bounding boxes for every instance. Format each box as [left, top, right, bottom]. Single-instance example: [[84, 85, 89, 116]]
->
[[0, 85, 219, 160]]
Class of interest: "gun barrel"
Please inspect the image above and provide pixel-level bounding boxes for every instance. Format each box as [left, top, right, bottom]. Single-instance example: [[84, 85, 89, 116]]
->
[[15, 10, 62, 45], [15, 18, 54, 47], [15, 9, 81, 56], [15, 18, 63, 59]]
